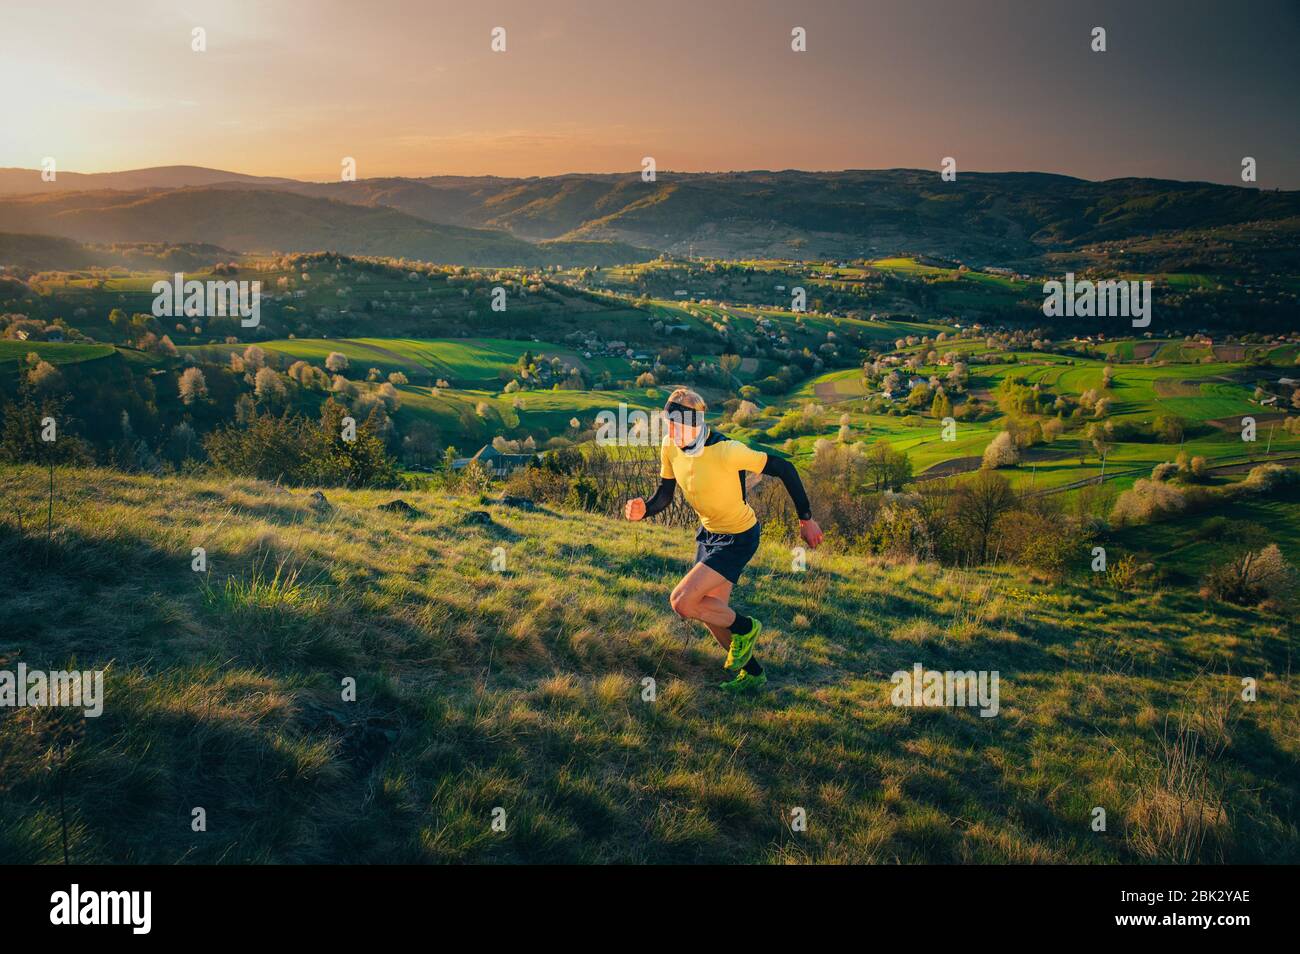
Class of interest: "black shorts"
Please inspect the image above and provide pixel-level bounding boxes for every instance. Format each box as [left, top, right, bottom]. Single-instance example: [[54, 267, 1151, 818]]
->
[[694, 522, 761, 584]]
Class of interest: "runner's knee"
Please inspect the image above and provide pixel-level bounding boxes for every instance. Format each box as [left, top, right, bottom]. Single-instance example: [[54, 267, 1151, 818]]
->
[[669, 589, 695, 618]]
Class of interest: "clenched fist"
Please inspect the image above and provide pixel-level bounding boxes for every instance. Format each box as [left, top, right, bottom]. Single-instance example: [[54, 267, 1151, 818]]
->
[[800, 518, 824, 548], [624, 497, 647, 521]]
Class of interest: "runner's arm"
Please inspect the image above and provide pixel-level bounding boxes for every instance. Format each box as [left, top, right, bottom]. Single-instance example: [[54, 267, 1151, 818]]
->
[[642, 478, 677, 517], [760, 456, 812, 520]]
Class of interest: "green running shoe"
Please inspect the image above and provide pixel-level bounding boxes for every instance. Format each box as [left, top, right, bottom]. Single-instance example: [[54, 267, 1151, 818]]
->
[[724, 618, 762, 670], [718, 668, 768, 695]]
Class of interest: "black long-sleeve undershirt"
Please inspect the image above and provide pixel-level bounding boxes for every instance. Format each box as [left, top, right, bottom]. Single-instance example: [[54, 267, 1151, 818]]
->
[[760, 454, 813, 521], [642, 477, 677, 518], [641, 453, 813, 522]]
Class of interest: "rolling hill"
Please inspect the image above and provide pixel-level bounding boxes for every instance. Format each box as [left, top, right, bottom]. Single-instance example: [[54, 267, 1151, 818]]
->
[[6, 167, 1298, 269], [0, 231, 240, 272], [263, 169, 1300, 267], [0, 188, 654, 267]]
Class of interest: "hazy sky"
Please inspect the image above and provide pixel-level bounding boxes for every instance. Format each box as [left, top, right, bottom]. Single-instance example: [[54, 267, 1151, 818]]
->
[[2, 0, 1297, 186]]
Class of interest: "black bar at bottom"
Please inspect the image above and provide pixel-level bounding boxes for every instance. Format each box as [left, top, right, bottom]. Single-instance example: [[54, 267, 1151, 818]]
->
[[5, 863, 1282, 940]]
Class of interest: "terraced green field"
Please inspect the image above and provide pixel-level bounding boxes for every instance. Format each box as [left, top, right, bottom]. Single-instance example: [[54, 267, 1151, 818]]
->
[[180, 337, 633, 388], [795, 367, 867, 400], [1150, 340, 1213, 362]]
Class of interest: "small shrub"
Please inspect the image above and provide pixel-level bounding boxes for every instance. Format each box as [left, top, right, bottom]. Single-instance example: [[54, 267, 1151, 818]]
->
[[1151, 461, 1178, 482], [1193, 516, 1231, 542], [502, 465, 570, 505], [1202, 543, 1295, 607], [1241, 464, 1299, 493], [1111, 479, 1187, 526], [995, 507, 1091, 579], [865, 502, 932, 561], [1106, 553, 1152, 591], [981, 431, 1019, 469]]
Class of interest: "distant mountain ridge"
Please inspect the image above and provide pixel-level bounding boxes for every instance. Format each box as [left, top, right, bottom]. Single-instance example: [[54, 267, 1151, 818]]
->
[[0, 165, 300, 194], [3, 165, 1298, 267]]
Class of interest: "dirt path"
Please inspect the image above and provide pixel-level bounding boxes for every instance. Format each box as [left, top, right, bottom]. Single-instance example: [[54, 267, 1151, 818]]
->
[[1204, 455, 1300, 476], [1204, 411, 1287, 430]]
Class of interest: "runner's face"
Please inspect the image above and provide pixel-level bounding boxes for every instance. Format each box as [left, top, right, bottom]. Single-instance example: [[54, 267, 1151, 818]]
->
[[664, 412, 703, 447]]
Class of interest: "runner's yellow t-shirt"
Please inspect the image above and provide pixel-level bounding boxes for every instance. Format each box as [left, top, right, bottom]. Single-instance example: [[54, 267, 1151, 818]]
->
[[661, 434, 769, 534]]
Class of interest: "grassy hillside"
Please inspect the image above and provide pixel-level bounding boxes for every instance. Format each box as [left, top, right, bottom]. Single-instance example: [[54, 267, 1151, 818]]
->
[[1, 466, 1296, 863], [0, 340, 115, 367]]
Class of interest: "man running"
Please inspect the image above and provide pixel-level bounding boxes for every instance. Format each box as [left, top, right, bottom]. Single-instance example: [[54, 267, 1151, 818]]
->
[[624, 388, 822, 695]]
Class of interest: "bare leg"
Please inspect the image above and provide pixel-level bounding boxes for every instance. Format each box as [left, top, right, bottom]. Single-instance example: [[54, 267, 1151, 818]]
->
[[699, 583, 735, 651], [670, 563, 736, 650]]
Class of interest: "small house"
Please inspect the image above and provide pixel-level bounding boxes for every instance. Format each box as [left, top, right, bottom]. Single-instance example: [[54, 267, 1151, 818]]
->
[[452, 444, 539, 478]]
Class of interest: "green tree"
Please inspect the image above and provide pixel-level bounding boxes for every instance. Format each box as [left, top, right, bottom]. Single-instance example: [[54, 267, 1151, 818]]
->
[[930, 390, 952, 420], [954, 469, 1017, 564], [314, 398, 399, 488], [0, 384, 92, 465], [864, 439, 912, 491]]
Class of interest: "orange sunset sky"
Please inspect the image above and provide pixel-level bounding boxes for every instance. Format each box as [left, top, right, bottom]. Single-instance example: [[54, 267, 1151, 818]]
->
[[2, 0, 1297, 186]]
